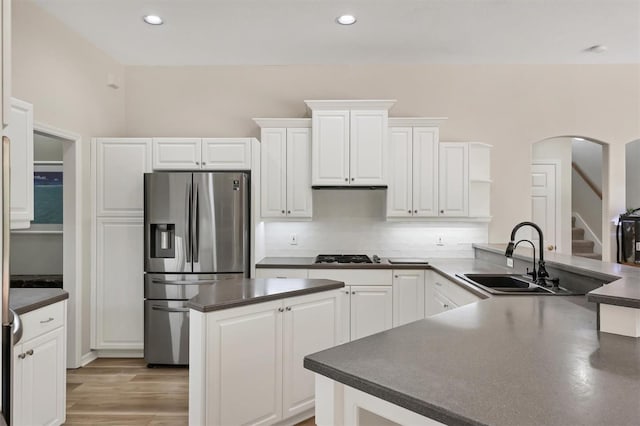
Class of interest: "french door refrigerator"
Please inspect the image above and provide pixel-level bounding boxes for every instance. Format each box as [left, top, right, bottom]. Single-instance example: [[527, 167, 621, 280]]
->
[[144, 172, 249, 366]]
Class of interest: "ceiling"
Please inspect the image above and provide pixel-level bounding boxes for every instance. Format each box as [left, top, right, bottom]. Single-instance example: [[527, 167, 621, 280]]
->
[[31, 0, 640, 66]]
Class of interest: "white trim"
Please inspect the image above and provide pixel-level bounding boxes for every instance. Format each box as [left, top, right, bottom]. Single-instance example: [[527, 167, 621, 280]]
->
[[572, 211, 602, 254], [11, 229, 62, 235], [79, 350, 98, 367], [304, 99, 396, 111], [94, 349, 144, 358], [34, 121, 83, 369], [388, 117, 448, 127], [253, 118, 311, 129], [532, 159, 563, 253]]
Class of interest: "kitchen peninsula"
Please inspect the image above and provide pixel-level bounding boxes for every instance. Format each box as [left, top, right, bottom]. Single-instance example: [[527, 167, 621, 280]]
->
[[187, 277, 344, 426]]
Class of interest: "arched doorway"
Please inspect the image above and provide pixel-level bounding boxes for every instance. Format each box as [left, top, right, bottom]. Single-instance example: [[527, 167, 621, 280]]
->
[[531, 136, 608, 260]]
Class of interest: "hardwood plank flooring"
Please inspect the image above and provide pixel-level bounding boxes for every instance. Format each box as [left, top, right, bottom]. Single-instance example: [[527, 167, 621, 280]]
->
[[65, 358, 315, 425]]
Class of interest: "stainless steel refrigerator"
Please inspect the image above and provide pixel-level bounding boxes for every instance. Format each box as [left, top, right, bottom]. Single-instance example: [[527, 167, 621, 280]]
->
[[144, 172, 249, 366]]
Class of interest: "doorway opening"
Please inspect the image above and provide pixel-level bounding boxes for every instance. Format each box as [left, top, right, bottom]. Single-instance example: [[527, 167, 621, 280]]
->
[[531, 136, 607, 260]]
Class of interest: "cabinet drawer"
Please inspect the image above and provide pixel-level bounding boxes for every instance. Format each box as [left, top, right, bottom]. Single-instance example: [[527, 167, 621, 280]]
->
[[308, 269, 392, 286], [20, 301, 65, 343], [432, 273, 480, 307], [255, 269, 309, 279]]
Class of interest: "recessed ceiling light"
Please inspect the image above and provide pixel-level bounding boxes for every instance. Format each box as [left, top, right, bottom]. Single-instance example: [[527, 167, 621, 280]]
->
[[584, 45, 607, 53], [143, 15, 163, 25], [336, 14, 357, 25]]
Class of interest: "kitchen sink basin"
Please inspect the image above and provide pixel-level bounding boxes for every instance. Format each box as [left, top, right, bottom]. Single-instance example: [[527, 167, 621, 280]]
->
[[456, 273, 582, 296]]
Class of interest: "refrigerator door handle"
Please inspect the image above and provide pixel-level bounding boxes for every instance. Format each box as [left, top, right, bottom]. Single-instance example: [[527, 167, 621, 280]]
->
[[193, 183, 199, 263], [150, 279, 227, 286], [185, 180, 192, 263], [151, 305, 190, 313]]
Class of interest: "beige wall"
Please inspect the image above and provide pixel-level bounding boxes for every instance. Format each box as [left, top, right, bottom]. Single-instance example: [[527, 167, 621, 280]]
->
[[12, 1, 127, 358], [125, 64, 640, 257]]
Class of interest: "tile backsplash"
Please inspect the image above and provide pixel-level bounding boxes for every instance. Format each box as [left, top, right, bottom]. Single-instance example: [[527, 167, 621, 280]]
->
[[262, 190, 488, 258]]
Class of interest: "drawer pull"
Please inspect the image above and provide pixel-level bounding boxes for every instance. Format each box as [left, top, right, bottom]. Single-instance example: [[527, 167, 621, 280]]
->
[[26, 349, 34, 356], [40, 317, 54, 324], [285, 307, 291, 311], [435, 282, 443, 287], [443, 304, 449, 308]]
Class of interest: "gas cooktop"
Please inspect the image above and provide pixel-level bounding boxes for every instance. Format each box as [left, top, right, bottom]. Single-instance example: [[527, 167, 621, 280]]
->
[[314, 254, 374, 264]]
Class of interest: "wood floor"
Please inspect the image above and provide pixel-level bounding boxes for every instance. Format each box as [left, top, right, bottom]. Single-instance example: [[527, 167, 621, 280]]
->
[[65, 358, 315, 425]]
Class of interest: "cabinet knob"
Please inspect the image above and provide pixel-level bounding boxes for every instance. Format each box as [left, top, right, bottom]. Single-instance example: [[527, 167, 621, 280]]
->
[[202, 162, 207, 166], [18, 353, 25, 359], [344, 178, 348, 182], [351, 291, 356, 295], [440, 210, 444, 214], [444, 304, 449, 308], [26, 349, 34, 356], [351, 178, 355, 181], [281, 210, 285, 214], [408, 210, 411, 213], [414, 210, 418, 213], [278, 307, 284, 313], [195, 161, 200, 166], [394, 275, 398, 278], [287, 210, 291, 214], [286, 306, 291, 311]]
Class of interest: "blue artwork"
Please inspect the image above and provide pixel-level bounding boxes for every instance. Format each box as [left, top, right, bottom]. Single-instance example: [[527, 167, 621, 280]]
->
[[33, 168, 63, 224]]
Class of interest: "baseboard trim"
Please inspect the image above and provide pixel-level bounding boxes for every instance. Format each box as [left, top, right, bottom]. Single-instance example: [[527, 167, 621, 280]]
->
[[94, 349, 144, 358], [80, 351, 98, 367], [273, 408, 315, 426]]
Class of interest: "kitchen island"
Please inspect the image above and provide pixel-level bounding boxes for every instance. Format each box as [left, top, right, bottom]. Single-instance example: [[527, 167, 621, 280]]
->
[[187, 278, 344, 426]]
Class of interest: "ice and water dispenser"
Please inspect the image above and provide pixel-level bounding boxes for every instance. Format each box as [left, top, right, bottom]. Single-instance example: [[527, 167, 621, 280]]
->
[[150, 223, 175, 258]]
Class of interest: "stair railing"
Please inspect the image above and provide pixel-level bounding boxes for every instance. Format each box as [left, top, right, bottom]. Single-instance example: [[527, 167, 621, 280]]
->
[[572, 162, 602, 200]]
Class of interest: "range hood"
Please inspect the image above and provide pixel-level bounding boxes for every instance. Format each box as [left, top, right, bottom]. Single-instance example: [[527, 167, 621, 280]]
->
[[311, 185, 387, 190]]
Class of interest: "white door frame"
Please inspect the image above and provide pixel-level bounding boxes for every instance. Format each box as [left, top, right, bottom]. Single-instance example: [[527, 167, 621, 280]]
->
[[34, 122, 82, 369], [532, 159, 563, 253]]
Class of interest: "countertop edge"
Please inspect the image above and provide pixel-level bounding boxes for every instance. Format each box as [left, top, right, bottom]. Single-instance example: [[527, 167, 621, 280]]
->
[[303, 357, 485, 426], [255, 262, 432, 270], [587, 292, 640, 309], [12, 291, 69, 315], [187, 282, 345, 312]]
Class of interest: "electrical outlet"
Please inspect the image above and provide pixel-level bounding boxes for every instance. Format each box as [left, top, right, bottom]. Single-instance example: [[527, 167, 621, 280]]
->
[[436, 235, 445, 246], [506, 258, 514, 268], [289, 234, 298, 245]]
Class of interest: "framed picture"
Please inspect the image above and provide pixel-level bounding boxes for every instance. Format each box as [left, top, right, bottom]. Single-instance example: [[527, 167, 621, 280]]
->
[[33, 162, 63, 225]]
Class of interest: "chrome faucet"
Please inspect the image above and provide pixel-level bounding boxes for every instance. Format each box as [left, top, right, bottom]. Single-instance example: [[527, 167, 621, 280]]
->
[[505, 222, 551, 287]]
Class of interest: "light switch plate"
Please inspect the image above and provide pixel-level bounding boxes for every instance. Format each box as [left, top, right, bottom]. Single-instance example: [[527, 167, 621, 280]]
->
[[507, 258, 514, 268], [289, 234, 298, 245]]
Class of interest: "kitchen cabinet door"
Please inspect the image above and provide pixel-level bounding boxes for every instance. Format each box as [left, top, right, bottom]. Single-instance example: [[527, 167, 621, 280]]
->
[[153, 138, 201, 170], [392, 270, 425, 326], [349, 110, 388, 185], [94, 217, 144, 350], [311, 110, 350, 186], [260, 128, 287, 218], [439, 143, 469, 216], [386, 127, 413, 218], [282, 291, 341, 418], [286, 128, 313, 218], [350, 285, 393, 340], [7, 98, 33, 228], [94, 138, 152, 216], [201, 138, 251, 170], [204, 300, 284, 426], [413, 127, 439, 217], [14, 326, 65, 426], [340, 287, 351, 343]]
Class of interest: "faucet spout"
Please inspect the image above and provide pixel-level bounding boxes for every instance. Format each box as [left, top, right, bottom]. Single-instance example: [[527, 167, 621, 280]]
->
[[505, 221, 550, 286]]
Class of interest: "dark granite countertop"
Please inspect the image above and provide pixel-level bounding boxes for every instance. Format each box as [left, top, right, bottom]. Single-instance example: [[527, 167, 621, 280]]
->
[[10, 288, 69, 315], [256, 257, 431, 270], [186, 278, 344, 312], [10, 274, 63, 289], [473, 244, 640, 308], [305, 296, 640, 426]]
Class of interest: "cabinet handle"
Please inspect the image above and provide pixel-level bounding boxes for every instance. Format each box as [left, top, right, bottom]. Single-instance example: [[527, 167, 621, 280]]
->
[[18, 353, 25, 360], [26, 349, 33, 356], [40, 317, 54, 324], [344, 178, 348, 182], [281, 210, 285, 214], [408, 210, 411, 213], [443, 304, 449, 308], [351, 291, 356, 295], [414, 210, 418, 213], [345, 291, 349, 294], [351, 178, 355, 181], [440, 210, 444, 214], [195, 161, 200, 166], [278, 307, 284, 313], [394, 275, 398, 278], [287, 210, 291, 214], [286, 307, 291, 311], [202, 162, 207, 166], [435, 282, 442, 286]]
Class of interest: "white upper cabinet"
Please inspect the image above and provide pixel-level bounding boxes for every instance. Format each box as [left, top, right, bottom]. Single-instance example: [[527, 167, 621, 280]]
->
[[202, 138, 251, 170], [256, 119, 312, 219], [307, 100, 395, 187], [94, 138, 152, 217], [387, 124, 439, 219], [468, 143, 492, 218], [439, 142, 469, 217], [311, 110, 350, 185], [2, 0, 12, 128], [7, 98, 33, 229], [153, 138, 201, 170]]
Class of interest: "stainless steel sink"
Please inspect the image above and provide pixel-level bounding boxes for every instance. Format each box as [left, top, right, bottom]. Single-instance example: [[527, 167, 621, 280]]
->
[[456, 273, 582, 296]]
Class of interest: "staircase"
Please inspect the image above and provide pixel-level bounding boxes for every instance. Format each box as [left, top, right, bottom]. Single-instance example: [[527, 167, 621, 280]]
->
[[572, 216, 601, 260]]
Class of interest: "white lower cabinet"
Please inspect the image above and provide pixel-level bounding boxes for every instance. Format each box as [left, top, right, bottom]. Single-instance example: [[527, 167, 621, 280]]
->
[[425, 270, 480, 317], [189, 290, 342, 426], [349, 286, 393, 341], [13, 301, 67, 426], [392, 270, 425, 326], [254, 269, 309, 279]]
